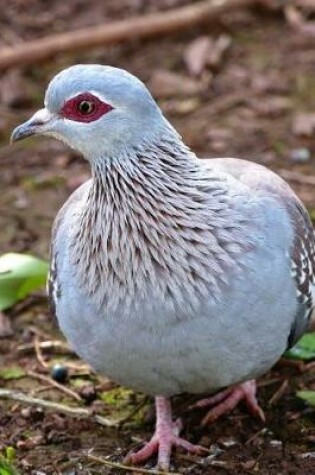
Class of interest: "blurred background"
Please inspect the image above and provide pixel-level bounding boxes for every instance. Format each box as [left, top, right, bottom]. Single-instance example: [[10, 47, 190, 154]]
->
[[0, 1, 315, 474]]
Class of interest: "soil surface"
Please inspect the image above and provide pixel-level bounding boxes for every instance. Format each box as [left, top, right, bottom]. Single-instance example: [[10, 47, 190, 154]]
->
[[0, 1, 315, 474]]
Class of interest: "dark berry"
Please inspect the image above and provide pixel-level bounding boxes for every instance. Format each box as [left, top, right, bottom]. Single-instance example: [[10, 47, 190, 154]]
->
[[51, 364, 68, 383]]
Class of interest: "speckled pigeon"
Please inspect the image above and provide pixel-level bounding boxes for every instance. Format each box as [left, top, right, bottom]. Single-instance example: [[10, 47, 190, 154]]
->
[[11, 64, 315, 470]]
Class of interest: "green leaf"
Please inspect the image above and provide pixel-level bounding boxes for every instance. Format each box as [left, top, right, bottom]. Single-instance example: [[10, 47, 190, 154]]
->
[[70, 378, 90, 388], [0, 459, 19, 475], [0, 253, 48, 311], [0, 366, 25, 380], [4, 448, 15, 464], [100, 387, 133, 405], [297, 390, 315, 407], [285, 332, 315, 360]]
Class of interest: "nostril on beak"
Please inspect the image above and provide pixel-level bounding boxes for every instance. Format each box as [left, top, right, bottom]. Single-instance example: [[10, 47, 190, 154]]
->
[[30, 119, 45, 127]]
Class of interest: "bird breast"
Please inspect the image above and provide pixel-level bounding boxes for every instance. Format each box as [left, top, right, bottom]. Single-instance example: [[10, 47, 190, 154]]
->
[[68, 161, 255, 317]]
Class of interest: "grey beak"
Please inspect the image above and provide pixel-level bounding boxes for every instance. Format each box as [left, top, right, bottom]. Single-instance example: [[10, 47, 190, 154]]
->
[[11, 121, 38, 143], [11, 108, 55, 144]]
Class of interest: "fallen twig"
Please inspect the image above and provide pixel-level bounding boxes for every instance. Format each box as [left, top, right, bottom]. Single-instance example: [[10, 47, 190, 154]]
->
[[27, 370, 82, 402], [257, 377, 282, 388], [268, 379, 289, 406], [30, 384, 52, 397], [86, 453, 180, 475], [245, 427, 267, 446], [0, 388, 118, 427], [17, 339, 73, 355], [34, 335, 49, 368], [0, 0, 256, 70]]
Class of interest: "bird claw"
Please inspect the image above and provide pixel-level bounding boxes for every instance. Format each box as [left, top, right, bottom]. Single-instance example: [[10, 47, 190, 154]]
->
[[125, 399, 204, 470], [125, 381, 264, 469], [191, 380, 265, 426], [125, 429, 203, 471]]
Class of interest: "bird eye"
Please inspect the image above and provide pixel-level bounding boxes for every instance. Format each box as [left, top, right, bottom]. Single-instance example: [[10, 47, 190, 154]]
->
[[62, 93, 113, 122], [78, 100, 95, 115]]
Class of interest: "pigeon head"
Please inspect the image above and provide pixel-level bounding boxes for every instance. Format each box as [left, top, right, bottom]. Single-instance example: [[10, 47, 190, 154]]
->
[[11, 64, 165, 161]]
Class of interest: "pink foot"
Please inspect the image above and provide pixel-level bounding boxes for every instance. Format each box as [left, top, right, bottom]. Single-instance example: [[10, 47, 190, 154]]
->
[[125, 397, 204, 470], [191, 380, 265, 426]]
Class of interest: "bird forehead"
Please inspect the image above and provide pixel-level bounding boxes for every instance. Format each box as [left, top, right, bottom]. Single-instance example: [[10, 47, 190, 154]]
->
[[44, 64, 148, 112]]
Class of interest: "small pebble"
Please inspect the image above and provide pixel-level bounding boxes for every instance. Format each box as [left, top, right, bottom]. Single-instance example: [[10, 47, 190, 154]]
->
[[269, 439, 282, 448], [51, 364, 68, 383], [218, 437, 238, 448], [21, 407, 31, 419], [289, 147, 311, 163], [21, 407, 44, 421]]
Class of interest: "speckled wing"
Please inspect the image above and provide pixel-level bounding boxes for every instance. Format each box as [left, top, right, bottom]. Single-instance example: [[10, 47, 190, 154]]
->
[[288, 199, 315, 345], [204, 157, 315, 346], [47, 251, 59, 317]]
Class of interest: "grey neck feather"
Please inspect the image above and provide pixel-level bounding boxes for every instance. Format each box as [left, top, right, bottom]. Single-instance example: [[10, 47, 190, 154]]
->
[[70, 127, 251, 314]]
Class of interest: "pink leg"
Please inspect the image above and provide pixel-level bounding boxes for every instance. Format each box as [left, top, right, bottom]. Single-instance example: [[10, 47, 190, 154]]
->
[[191, 380, 265, 426], [125, 396, 204, 470]]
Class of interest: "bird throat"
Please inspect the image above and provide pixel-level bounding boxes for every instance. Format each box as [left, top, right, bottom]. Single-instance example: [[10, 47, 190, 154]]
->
[[70, 135, 246, 314]]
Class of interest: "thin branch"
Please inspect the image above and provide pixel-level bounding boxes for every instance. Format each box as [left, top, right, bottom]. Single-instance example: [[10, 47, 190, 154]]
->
[[27, 370, 82, 403], [0, 388, 118, 427], [86, 453, 180, 475], [268, 379, 289, 406], [0, 0, 257, 70], [34, 336, 49, 368], [17, 340, 73, 355]]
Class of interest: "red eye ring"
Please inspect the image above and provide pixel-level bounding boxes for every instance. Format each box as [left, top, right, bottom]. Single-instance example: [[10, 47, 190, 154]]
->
[[61, 93, 113, 123]]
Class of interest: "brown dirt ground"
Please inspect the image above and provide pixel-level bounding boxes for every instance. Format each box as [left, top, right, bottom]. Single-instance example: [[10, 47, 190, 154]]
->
[[0, 1, 315, 474]]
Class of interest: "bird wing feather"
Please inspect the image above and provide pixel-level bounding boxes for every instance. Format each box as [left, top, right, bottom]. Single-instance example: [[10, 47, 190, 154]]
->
[[202, 157, 315, 345]]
